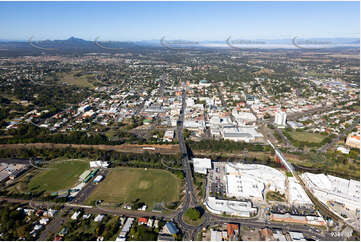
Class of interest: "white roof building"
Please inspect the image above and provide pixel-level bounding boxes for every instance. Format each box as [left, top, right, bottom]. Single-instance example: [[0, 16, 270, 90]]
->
[[274, 111, 287, 128], [90, 161, 109, 168], [82, 214, 91, 219], [336, 146, 350, 154], [205, 197, 258, 217], [183, 120, 206, 130], [210, 230, 228, 241], [288, 177, 313, 206], [43, 208, 57, 218], [39, 218, 49, 225], [116, 217, 134, 241], [225, 163, 286, 200], [71, 211, 81, 220], [163, 130, 174, 142], [93, 175, 104, 183], [287, 121, 305, 129], [147, 219, 153, 227], [301, 172, 360, 211], [289, 232, 306, 241], [34, 224, 43, 231], [186, 98, 195, 107], [222, 126, 263, 143], [232, 110, 257, 124], [226, 173, 264, 200], [94, 214, 105, 222], [191, 158, 212, 175]]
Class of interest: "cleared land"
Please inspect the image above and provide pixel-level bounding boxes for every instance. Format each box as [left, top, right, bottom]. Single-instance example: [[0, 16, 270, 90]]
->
[[27, 159, 89, 193], [85, 167, 181, 208], [286, 131, 327, 143]]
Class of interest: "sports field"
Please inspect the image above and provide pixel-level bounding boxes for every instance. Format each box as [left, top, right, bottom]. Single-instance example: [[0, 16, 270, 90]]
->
[[57, 72, 95, 88], [85, 167, 181, 208], [27, 159, 89, 193], [287, 131, 327, 143]]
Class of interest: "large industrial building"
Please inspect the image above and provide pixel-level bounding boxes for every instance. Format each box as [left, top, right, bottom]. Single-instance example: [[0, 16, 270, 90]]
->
[[222, 125, 264, 143], [301, 172, 360, 211], [225, 163, 286, 201], [205, 196, 258, 217]]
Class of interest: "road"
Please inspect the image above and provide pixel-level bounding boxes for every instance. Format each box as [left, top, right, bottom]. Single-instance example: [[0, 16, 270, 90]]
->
[[173, 85, 205, 240]]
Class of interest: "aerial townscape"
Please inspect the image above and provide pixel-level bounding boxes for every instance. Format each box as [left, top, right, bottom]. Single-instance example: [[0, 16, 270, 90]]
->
[[0, 1, 360, 241]]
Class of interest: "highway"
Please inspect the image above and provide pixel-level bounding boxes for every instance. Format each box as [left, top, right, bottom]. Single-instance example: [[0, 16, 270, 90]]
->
[[173, 86, 207, 240]]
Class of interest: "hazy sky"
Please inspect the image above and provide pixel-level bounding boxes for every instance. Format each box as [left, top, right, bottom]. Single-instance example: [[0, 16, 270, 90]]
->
[[0, 1, 359, 41]]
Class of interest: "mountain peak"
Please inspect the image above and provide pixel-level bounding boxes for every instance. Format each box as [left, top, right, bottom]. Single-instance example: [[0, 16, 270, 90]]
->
[[66, 36, 85, 42]]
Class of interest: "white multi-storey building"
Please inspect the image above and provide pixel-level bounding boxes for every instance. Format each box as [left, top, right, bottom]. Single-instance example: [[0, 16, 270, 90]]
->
[[274, 111, 287, 128]]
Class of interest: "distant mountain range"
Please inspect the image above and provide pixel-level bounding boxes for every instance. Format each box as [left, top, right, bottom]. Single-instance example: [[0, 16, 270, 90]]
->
[[1, 36, 359, 45], [0, 36, 359, 56]]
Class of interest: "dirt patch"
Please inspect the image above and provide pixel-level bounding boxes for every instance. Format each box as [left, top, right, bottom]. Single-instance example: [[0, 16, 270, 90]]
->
[[138, 180, 151, 190]]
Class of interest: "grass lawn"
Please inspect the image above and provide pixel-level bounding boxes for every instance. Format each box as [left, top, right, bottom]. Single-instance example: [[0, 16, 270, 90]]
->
[[85, 167, 181, 208], [58, 72, 95, 88], [266, 191, 286, 202], [287, 131, 327, 143], [183, 214, 205, 226], [285, 171, 293, 177], [27, 159, 89, 193]]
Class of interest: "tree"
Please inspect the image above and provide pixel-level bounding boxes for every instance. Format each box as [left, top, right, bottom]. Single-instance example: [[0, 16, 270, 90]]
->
[[183, 128, 191, 139], [185, 208, 200, 221]]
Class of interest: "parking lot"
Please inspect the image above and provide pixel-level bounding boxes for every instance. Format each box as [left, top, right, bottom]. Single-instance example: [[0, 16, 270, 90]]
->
[[206, 162, 227, 199]]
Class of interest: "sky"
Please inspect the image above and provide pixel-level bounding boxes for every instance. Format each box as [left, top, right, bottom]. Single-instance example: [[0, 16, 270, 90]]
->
[[0, 1, 359, 41]]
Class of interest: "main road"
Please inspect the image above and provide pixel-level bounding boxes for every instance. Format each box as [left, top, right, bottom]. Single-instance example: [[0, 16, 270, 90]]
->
[[0, 196, 337, 241], [173, 86, 210, 240]]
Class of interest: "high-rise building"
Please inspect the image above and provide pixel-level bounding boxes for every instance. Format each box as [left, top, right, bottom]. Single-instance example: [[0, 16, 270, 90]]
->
[[274, 111, 287, 128]]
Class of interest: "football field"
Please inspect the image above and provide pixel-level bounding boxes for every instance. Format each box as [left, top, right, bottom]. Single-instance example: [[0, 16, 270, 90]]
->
[[85, 167, 181, 208], [27, 159, 89, 193]]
